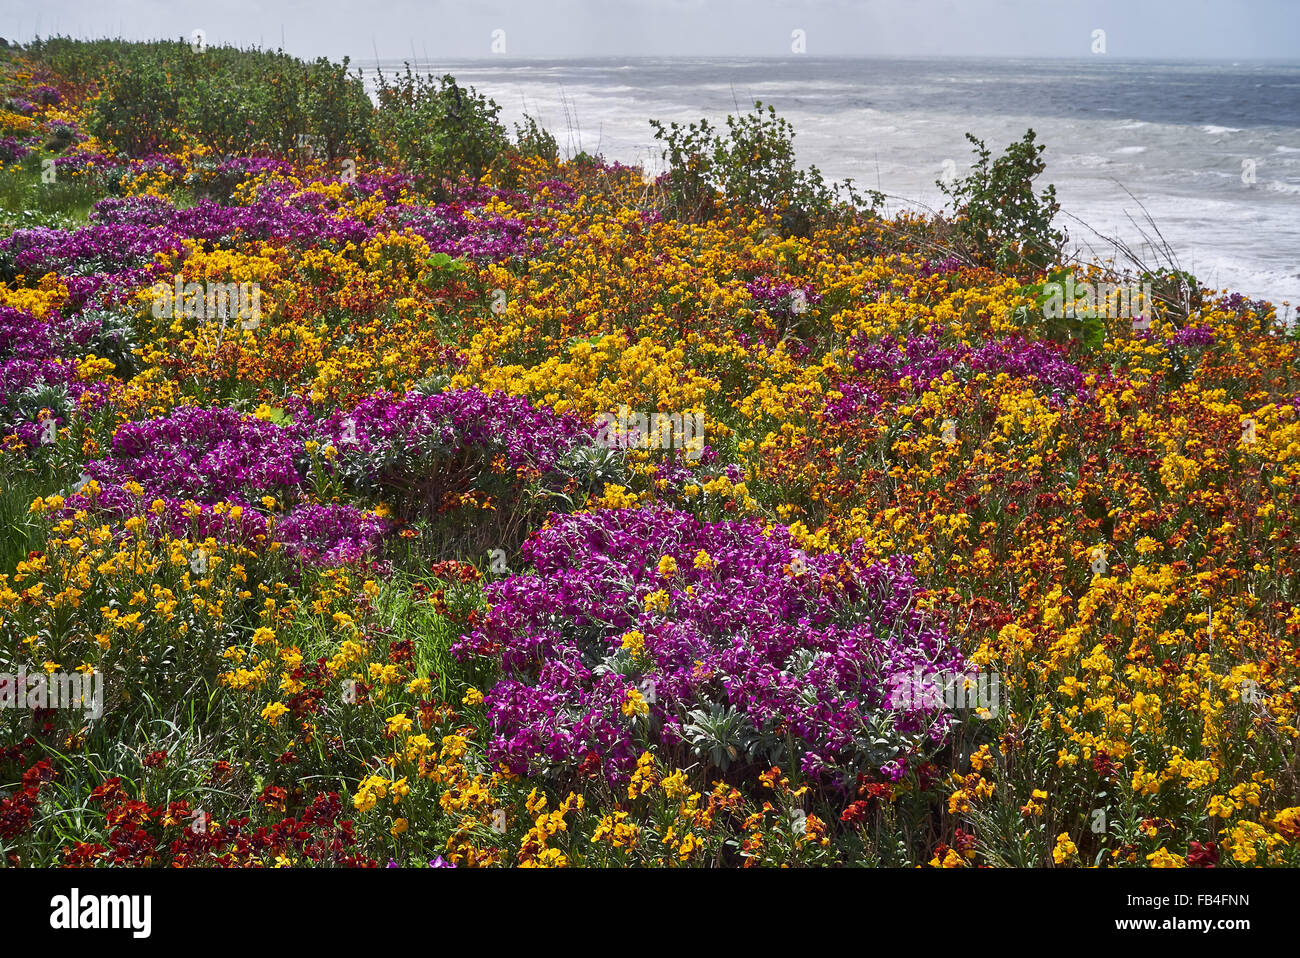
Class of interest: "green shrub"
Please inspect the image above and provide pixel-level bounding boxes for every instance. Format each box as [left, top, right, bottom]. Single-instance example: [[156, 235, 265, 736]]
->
[[301, 57, 373, 163], [937, 129, 1064, 274], [85, 46, 185, 155], [73, 39, 371, 161], [372, 68, 509, 196], [513, 114, 559, 164], [650, 101, 871, 231]]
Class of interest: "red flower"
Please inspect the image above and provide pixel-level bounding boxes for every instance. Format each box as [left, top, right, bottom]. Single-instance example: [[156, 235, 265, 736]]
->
[[62, 842, 107, 867], [89, 777, 125, 804], [1187, 841, 1219, 868], [106, 800, 155, 829], [0, 787, 40, 840], [840, 800, 869, 824], [21, 758, 56, 787], [1092, 750, 1120, 780], [859, 781, 893, 800]]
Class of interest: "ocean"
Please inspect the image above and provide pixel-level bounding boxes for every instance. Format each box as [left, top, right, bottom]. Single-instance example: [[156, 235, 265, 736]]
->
[[374, 56, 1300, 315]]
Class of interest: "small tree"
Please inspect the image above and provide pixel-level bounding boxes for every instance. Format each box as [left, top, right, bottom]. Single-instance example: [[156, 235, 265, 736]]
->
[[301, 56, 373, 163], [373, 68, 509, 197], [651, 102, 869, 230], [938, 129, 1064, 274]]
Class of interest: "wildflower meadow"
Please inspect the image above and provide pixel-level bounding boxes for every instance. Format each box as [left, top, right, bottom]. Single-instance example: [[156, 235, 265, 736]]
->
[[1, 35, 1298, 880]]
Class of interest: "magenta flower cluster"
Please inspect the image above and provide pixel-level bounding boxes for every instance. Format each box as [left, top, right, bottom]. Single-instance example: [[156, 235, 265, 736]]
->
[[453, 507, 963, 785], [848, 331, 1086, 402], [59, 387, 597, 561]]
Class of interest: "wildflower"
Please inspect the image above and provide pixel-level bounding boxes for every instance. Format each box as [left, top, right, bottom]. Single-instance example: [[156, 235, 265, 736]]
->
[[1052, 832, 1077, 864], [1146, 847, 1187, 868], [620, 630, 646, 657], [622, 687, 649, 718], [260, 702, 289, 726]]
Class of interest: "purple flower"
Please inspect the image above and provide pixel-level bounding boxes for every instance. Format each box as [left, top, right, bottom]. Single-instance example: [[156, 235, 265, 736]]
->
[[453, 507, 963, 786]]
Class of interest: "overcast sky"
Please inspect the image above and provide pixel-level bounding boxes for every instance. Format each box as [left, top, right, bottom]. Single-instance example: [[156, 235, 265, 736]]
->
[[3, 0, 1298, 61]]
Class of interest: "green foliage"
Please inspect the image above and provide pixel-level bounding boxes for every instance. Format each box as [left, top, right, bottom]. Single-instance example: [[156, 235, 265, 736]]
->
[[300, 57, 375, 162], [1012, 268, 1105, 351], [372, 68, 509, 197], [46, 38, 371, 161], [72, 308, 142, 379], [513, 114, 559, 164], [423, 252, 470, 279], [649, 114, 721, 222], [937, 129, 1064, 274], [651, 101, 873, 229], [1141, 266, 1202, 321], [681, 702, 759, 771], [0, 163, 97, 233]]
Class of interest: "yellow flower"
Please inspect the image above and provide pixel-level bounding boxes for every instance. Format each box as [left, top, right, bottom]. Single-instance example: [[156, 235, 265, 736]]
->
[[622, 687, 649, 717], [657, 555, 678, 578], [662, 769, 690, 799], [1052, 832, 1077, 864], [643, 589, 670, 613], [407, 677, 432, 696], [620, 630, 646, 657], [462, 687, 484, 705], [386, 713, 413, 737], [1146, 847, 1186, 868], [1207, 794, 1236, 818], [260, 702, 289, 726]]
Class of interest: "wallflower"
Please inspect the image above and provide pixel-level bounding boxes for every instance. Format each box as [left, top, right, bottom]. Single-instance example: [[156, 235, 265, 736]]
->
[[1052, 833, 1078, 864], [260, 701, 289, 726], [1146, 847, 1186, 868]]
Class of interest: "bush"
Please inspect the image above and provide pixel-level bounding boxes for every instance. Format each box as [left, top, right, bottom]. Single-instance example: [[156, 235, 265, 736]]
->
[[513, 114, 559, 164], [650, 101, 872, 230], [372, 69, 509, 197], [937, 129, 1064, 274], [77, 39, 371, 161], [300, 57, 373, 163]]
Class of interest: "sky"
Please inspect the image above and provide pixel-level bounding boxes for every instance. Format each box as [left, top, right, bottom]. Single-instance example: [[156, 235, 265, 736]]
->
[[2, 0, 1298, 61]]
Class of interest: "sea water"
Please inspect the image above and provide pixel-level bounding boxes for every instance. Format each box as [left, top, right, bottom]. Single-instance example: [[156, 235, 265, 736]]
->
[[378, 56, 1300, 313]]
